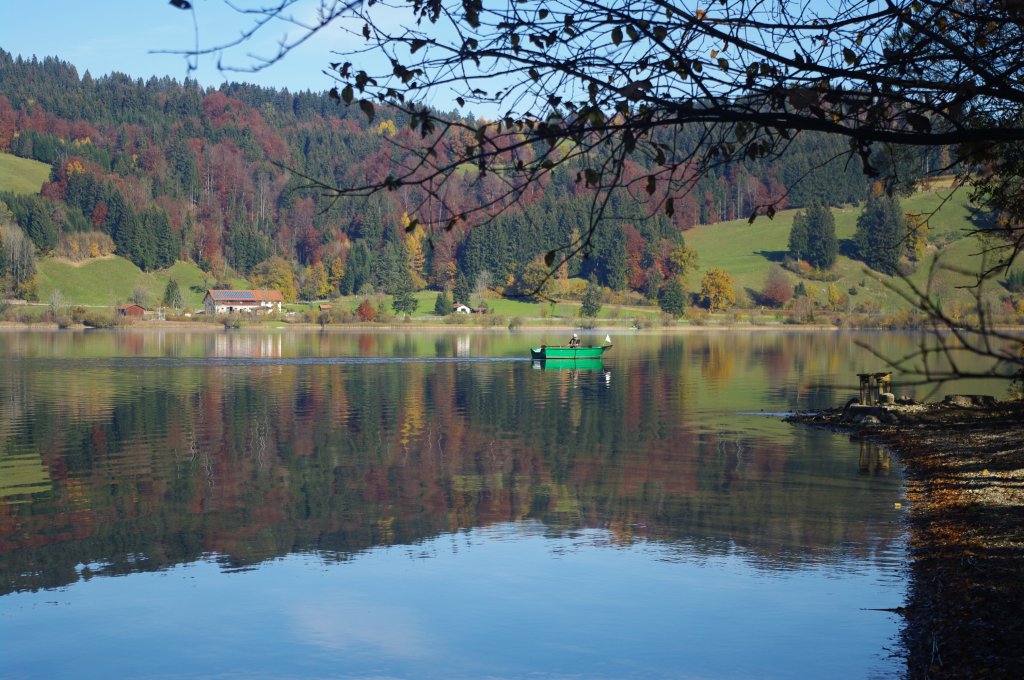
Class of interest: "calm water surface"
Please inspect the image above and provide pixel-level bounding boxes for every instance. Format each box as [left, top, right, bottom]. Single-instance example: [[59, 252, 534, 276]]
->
[[0, 329, 950, 678]]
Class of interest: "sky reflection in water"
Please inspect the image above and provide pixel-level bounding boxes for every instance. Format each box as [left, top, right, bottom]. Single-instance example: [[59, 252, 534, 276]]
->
[[5, 523, 904, 679]]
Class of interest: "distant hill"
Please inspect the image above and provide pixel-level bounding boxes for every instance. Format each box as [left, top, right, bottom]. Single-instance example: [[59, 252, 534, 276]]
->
[[0, 48, 874, 299], [2, 49, 1005, 319]]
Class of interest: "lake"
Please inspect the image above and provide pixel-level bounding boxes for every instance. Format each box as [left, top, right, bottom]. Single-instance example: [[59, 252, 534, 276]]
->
[[1, 328, 966, 678]]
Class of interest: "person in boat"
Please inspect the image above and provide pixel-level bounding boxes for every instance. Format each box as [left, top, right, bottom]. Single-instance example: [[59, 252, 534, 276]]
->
[[568, 333, 581, 348]]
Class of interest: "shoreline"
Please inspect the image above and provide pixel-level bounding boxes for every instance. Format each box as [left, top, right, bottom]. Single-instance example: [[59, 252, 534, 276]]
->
[[787, 401, 1024, 678], [0, 319, 855, 333]]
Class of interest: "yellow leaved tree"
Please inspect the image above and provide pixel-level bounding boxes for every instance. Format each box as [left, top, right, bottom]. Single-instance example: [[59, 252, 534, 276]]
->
[[402, 213, 428, 289], [700, 267, 736, 312]]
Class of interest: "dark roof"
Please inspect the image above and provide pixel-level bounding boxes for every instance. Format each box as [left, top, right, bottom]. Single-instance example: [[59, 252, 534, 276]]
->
[[206, 290, 284, 303], [208, 290, 256, 301]]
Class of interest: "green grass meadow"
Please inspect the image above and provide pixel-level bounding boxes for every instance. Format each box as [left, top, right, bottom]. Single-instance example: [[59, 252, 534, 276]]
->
[[0, 153, 51, 195], [683, 185, 994, 313], [37, 259, 216, 308]]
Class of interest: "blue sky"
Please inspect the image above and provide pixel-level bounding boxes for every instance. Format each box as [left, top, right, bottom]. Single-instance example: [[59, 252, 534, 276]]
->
[[0, 1, 361, 93]]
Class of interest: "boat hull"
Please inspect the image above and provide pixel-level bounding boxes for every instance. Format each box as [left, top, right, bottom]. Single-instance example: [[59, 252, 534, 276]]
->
[[531, 358, 606, 371], [530, 344, 611, 360]]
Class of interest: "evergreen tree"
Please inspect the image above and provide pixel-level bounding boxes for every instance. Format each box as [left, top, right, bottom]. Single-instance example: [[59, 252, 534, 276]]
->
[[375, 239, 409, 294], [601, 228, 629, 291], [162, 279, 184, 309], [643, 266, 663, 301], [433, 290, 451, 316], [388, 242, 419, 315], [788, 210, 810, 263], [581, 277, 603, 317], [803, 203, 838, 269], [854, 192, 905, 276], [339, 241, 372, 295], [229, 223, 271, 274], [658, 277, 687, 317], [4, 194, 57, 253], [144, 207, 178, 270], [453, 270, 471, 307], [391, 285, 419, 315]]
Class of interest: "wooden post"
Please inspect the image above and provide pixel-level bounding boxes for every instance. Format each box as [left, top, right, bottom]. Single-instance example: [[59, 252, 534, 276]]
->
[[857, 372, 893, 405], [858, 373, 871, 404]]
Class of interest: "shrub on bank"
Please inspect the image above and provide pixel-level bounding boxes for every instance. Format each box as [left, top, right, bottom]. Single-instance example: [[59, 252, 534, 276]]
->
[[445, 312, 468, 325], [82, 310, 115, 328], [684, 307, 709, 325]]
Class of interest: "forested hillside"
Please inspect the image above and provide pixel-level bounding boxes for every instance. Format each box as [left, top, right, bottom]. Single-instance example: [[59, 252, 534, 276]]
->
[[0, 49, 877, 302]]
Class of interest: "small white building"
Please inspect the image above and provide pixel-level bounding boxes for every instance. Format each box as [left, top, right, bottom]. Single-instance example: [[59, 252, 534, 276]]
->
[[453, 302, 472, 314], [204, 289, 285, 315]]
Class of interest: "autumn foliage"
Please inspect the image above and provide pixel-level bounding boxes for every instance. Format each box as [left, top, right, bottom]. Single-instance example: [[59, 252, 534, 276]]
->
[[760, 265, 793, 308], [700, 267, 736, 312], [355, 299, 377, 322]]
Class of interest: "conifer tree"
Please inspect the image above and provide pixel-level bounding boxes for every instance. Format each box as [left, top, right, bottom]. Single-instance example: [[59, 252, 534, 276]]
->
[[803, 204, 837, 269], [854, 192, 906, 276], [581, 277, 603, 317], [162, 279, 183, 309], [391, 283, 418, 315], [658, 276, 687, 317], [644, 266, 663, 302], [433, 290, 451, 316], [789, 203, 836, 269], [452, 271, 471, 308], [339, 241, 372, 295], [788, 211, 810, 264]]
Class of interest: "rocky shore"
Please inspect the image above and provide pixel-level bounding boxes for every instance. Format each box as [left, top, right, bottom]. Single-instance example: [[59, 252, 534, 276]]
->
[[788, 398, 1024, 678]]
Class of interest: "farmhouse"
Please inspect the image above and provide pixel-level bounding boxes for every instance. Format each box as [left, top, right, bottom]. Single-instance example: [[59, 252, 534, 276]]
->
[[116, 304, 146, 318], [204, 289, 285, 315], [453, 302, 489, 314]]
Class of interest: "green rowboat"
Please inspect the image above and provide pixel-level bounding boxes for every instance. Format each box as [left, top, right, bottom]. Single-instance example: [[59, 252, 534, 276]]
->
[[530, 337, 612, 360]]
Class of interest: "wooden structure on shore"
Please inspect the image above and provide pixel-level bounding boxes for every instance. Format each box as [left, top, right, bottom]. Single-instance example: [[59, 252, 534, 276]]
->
[[857, 372, 892, 405]]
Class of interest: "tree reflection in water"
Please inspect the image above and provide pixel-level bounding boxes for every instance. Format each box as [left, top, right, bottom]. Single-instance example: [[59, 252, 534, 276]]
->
[[0, 330, 917, 597]]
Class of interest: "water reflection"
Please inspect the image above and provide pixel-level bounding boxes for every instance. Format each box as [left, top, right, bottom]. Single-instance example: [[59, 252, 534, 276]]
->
[[4, 327, 933, 675], [0, 330, 910, 593], [859, 441, 893, 476]]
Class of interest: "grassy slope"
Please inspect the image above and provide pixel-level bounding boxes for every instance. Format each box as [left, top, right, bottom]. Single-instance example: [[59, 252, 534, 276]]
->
[[683, 185, 988, 313], [0, 153, 51, 195], [37, 259, 218, 308]]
